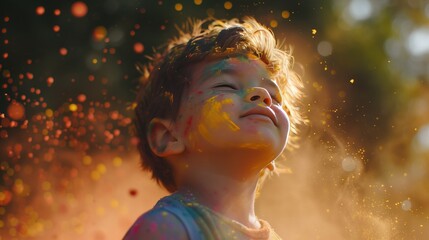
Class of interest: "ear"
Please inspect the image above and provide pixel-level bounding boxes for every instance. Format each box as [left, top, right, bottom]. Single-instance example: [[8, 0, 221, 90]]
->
[[147, 118, 185, 157]]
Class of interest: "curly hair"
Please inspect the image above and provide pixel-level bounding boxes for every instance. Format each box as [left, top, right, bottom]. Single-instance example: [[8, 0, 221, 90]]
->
[[134, 17, 305, 192]]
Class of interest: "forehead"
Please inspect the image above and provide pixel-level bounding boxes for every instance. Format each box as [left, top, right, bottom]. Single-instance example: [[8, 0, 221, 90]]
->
[[191, 55, 272, 84]]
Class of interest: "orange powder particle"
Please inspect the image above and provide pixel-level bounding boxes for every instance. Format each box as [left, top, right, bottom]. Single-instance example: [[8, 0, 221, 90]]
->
[[71, 1, 88, 18], [7, 102, 25, 120], [133, 42, 144, 53], [36, 6, 45, 15]]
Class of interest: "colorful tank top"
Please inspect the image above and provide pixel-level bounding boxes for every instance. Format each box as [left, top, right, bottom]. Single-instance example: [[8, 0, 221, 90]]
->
[[124, 191, 282, 240]]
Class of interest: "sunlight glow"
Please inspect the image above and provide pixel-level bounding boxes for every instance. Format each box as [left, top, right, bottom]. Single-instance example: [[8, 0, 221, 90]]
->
[[415, 124, 429, 150], [406, 28, 429, 56], [348, 0, 373, 21]]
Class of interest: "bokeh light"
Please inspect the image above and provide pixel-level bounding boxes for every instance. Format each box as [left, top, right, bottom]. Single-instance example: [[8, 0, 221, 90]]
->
[[175, 3, 183, 12], [71, 1, 88, 18], [6, 102, 25, 120], [224, 1, 233, 10], [406, 27, 429, 56], [415, 124, 429, 150], [133, 42, 144, 54], [348, 0, 372, 21], [53, 9, 61, 16], [46, 77, 54, 87], [93, 26, 107, 41], [68, 103, 78, 112], [282, 10, 290, 19], [59, 47, 68, 55], [317, 41, 333, 56], [53, 25, 60, 32], [35, 6, 45, 15]]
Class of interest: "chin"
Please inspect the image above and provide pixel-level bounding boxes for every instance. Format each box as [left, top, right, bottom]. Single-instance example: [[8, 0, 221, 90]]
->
[[186, 124, 287, 156], [233, 136, 285, 159], [242, 144, 282, 159], [238, 130, 286, 150]]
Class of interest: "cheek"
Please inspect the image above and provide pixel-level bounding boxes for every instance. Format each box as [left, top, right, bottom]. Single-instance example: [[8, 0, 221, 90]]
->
[[198, 97, 240, 136], [186, 96, 241, 143], [183, 115, 193, 137], [199, 96, 239, 130], [276, 108, 290, 134]]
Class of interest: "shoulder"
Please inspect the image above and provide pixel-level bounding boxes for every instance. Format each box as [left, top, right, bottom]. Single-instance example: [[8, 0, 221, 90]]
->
[[123, 207, 189, 240]]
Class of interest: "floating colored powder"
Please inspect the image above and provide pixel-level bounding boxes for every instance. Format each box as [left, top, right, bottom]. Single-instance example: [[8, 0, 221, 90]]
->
[[7, 102, 25, 120], [71, 1, 88, 18]]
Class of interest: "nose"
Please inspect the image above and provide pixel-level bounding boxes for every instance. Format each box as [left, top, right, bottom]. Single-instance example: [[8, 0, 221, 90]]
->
[[245, 87, 272, 106]]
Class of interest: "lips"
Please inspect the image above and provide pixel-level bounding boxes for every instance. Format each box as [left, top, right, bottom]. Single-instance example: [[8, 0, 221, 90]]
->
[[240, 107, 278, 126]]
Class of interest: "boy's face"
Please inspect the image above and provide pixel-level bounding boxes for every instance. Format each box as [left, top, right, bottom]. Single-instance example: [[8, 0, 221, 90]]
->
[[174, 55, 290, 179]]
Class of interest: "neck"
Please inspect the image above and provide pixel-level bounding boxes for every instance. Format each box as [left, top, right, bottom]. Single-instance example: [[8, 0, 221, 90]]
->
[[178, 168, 261, 229]]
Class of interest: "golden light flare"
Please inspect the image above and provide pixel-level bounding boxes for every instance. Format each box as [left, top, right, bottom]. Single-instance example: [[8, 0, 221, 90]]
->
[[112, 156, 122, 167], [0, 190, 13, 206], [282, 10, 290, 19], [68, 103, 78, 112], [45, 109, 54, 118], [270, 20, 278, 28], [224, 1, 232, 10], [174, 3, 183, 11]]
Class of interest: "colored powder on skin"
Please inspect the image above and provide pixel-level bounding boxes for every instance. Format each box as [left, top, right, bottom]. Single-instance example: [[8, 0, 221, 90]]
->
[[201, 60, 230, 81], [199, 58, 257, 83], [183, 116, 193, 136], [197, 96, 240, 142]]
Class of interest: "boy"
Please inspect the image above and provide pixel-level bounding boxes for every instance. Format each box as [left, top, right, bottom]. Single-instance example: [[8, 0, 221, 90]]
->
[[124, 17, 304, 239]]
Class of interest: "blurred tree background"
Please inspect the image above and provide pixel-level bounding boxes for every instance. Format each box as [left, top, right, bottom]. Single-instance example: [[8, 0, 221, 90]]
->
[[0, 0, 428, 239]]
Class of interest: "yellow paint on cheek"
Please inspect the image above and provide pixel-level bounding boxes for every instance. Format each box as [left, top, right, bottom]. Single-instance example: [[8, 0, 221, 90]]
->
[[197, 96, 240, 141]]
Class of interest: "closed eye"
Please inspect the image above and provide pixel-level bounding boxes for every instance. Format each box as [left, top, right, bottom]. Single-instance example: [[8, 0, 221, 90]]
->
[[213, 84, 238, 90]]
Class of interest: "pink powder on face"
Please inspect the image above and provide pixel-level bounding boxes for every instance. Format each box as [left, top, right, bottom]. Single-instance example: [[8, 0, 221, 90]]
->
[[184, 116, 193, 136]]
